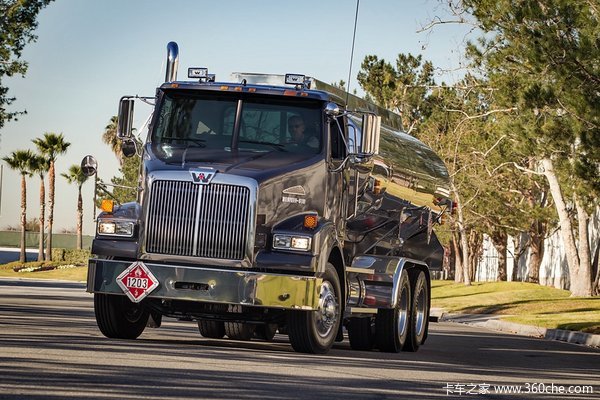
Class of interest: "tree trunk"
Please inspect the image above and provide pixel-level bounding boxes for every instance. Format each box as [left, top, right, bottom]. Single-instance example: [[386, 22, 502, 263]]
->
[[593, 240, 599, 296], [45, 161, 55, 261], [38, 176, 45, 262], [527, 222, 545, 284], [468, 230, 482, 282], [77, 186, 83, 250], [451, 182, 471, 285], [511, 235, 521, 282], [20, 174, 27, 263], [491, 231, 507, 281], [574, 195, 593, 296], [525, 165, 546, 283], [453, 233, 463, 283], [541, 158, 586, 296]]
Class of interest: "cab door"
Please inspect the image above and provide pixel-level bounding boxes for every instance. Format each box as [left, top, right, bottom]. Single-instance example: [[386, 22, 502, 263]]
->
[[326, 113, 350, 240]]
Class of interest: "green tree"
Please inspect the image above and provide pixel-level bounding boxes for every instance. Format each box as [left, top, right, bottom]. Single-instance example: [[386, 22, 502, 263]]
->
[[0, 0, 53, 129], [32, 132, 70, 260], [358, 53, 434, 135], [109, 152, 140, 203], [61, 164, 89, 249], [463, 0, 600, 296], [28, 153, 49, 261], [2, 149, 34, 262], [102, 115, 122, 165], [100, 115, 140, 204]]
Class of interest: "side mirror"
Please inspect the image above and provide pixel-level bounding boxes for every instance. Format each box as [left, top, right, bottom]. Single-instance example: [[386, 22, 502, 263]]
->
[[80, 155, 98, 177], [360, 114, 381, 155], [324, 102, 341, 117], [117, 97, 135, 139]]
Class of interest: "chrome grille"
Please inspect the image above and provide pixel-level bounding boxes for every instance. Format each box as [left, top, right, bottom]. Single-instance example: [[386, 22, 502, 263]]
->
[[145, 180, 251, 260]]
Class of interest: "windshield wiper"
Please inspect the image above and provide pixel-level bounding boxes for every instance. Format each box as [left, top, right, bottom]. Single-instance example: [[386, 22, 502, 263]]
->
[[238, 139, 287, 152], [160, 137, 206, 147]]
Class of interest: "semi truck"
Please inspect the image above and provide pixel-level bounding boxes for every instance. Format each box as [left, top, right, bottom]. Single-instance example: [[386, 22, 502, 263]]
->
[[84, 42, 452, 354]]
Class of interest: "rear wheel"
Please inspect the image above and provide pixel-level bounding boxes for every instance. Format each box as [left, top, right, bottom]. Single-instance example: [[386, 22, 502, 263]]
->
[[288, 263, 341, 354], [224, 322, 255, 341], [94, 293, 149, 339], [198, 320, 226, 339], [403, 270, 429, 352], [375, 269, 410, 352], [347, 317, 375, 351]]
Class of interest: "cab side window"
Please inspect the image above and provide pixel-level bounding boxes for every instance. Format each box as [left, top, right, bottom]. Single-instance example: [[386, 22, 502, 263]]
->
[[329, 115, 346, 159]]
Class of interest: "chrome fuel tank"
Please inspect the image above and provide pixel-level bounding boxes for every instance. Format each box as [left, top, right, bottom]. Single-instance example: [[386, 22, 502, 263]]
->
[[345, 123, 451, 270]]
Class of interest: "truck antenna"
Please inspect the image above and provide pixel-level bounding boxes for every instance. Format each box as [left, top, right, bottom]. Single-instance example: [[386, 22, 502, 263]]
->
[[346, 0, 360, 105]]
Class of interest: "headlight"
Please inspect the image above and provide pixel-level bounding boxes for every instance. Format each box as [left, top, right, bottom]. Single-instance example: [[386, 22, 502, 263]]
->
[[272, 234, 311, 251], [97, 220, 135, 237]]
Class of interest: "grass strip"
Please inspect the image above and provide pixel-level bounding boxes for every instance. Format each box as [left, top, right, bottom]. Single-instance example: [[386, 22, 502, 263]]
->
[[432, 280, 600, 334]]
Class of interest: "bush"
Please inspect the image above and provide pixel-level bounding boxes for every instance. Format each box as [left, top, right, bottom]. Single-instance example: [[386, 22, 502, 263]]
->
[[51, 248, 91, 266]]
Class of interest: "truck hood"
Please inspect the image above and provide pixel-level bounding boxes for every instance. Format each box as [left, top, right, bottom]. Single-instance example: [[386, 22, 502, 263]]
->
[[144, 144, 324, 184]]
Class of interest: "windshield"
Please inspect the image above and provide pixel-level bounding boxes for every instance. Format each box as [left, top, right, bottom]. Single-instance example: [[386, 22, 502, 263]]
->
[[152, 91, 323, 157]]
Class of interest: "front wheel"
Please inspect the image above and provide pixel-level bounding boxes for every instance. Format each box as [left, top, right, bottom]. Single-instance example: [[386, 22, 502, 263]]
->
[[375, 269, 411, 352], [94, 293, 149, 339], [288, 263, 341, 354]]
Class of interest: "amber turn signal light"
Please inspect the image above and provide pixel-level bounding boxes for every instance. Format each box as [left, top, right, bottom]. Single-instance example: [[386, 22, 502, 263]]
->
[[100, 199, 115, 213], [303, 214, 318, 229]]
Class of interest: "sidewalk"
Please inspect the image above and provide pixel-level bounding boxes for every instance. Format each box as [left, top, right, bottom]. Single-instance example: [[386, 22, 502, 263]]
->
[[431, 308, 600, 348]]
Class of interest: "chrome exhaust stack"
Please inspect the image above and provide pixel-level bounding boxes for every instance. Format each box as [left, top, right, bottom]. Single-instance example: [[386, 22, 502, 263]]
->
[[165, 41, 179, 83]]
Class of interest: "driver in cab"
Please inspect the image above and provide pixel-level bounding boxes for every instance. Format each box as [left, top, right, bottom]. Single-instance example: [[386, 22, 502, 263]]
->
[[287, 115, 319, 150]]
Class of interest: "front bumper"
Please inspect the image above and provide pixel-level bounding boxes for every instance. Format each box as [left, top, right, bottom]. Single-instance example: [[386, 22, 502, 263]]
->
[[87, 258, 321, 310]]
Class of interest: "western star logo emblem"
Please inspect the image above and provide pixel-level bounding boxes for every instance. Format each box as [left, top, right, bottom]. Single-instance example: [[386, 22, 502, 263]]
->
[[116, 262, 159, 303], [190, 168, 217, 185]]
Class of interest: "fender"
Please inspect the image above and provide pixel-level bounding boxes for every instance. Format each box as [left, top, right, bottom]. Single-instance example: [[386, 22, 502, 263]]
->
[[346, 255, 428, 309], [92, 202, 142, 259], [312, 221, 344, 274]]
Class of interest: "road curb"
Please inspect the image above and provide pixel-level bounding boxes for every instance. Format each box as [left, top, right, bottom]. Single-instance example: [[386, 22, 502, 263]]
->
[[437, 311, 600, 348]]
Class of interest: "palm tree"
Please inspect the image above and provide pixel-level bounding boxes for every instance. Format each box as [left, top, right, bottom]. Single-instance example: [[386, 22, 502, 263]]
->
[[32, 133, 70, 261], [61, 165, 89, 249], [103, 116, 122, 165], [2, 150, 35, 262], [29, 154, 50, 261]]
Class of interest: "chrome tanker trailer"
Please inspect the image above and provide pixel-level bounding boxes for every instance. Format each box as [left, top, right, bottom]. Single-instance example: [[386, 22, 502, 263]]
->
[[83, 42, 452, 354]]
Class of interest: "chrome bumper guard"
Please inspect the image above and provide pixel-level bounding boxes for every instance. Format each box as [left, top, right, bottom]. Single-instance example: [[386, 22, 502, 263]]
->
[[87, 258, 321, 310]]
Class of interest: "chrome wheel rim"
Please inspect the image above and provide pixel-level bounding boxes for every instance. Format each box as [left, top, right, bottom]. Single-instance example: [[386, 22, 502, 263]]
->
[[397, 285, 409, 338], [414, 284, 426, 336], [314, 281, 338, 338]]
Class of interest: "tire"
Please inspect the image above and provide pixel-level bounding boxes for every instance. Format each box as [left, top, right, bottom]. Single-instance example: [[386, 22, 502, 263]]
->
[[403, 270, 430, 352], [94, 293, 149, 339], [224, 322, 255, 341], [198, 320, 225, 339], [347, 317, 375, 351], [375, 269, 411, 352], [254, 324, 278, 341], [288, 263, 341, 354]]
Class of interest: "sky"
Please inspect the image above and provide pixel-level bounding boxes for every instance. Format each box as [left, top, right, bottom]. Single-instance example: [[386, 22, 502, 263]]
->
[[0, 0, 473, 236]]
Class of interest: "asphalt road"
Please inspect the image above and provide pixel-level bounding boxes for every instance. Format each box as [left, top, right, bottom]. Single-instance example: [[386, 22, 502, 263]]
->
[[0, 278, 598, 400]]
